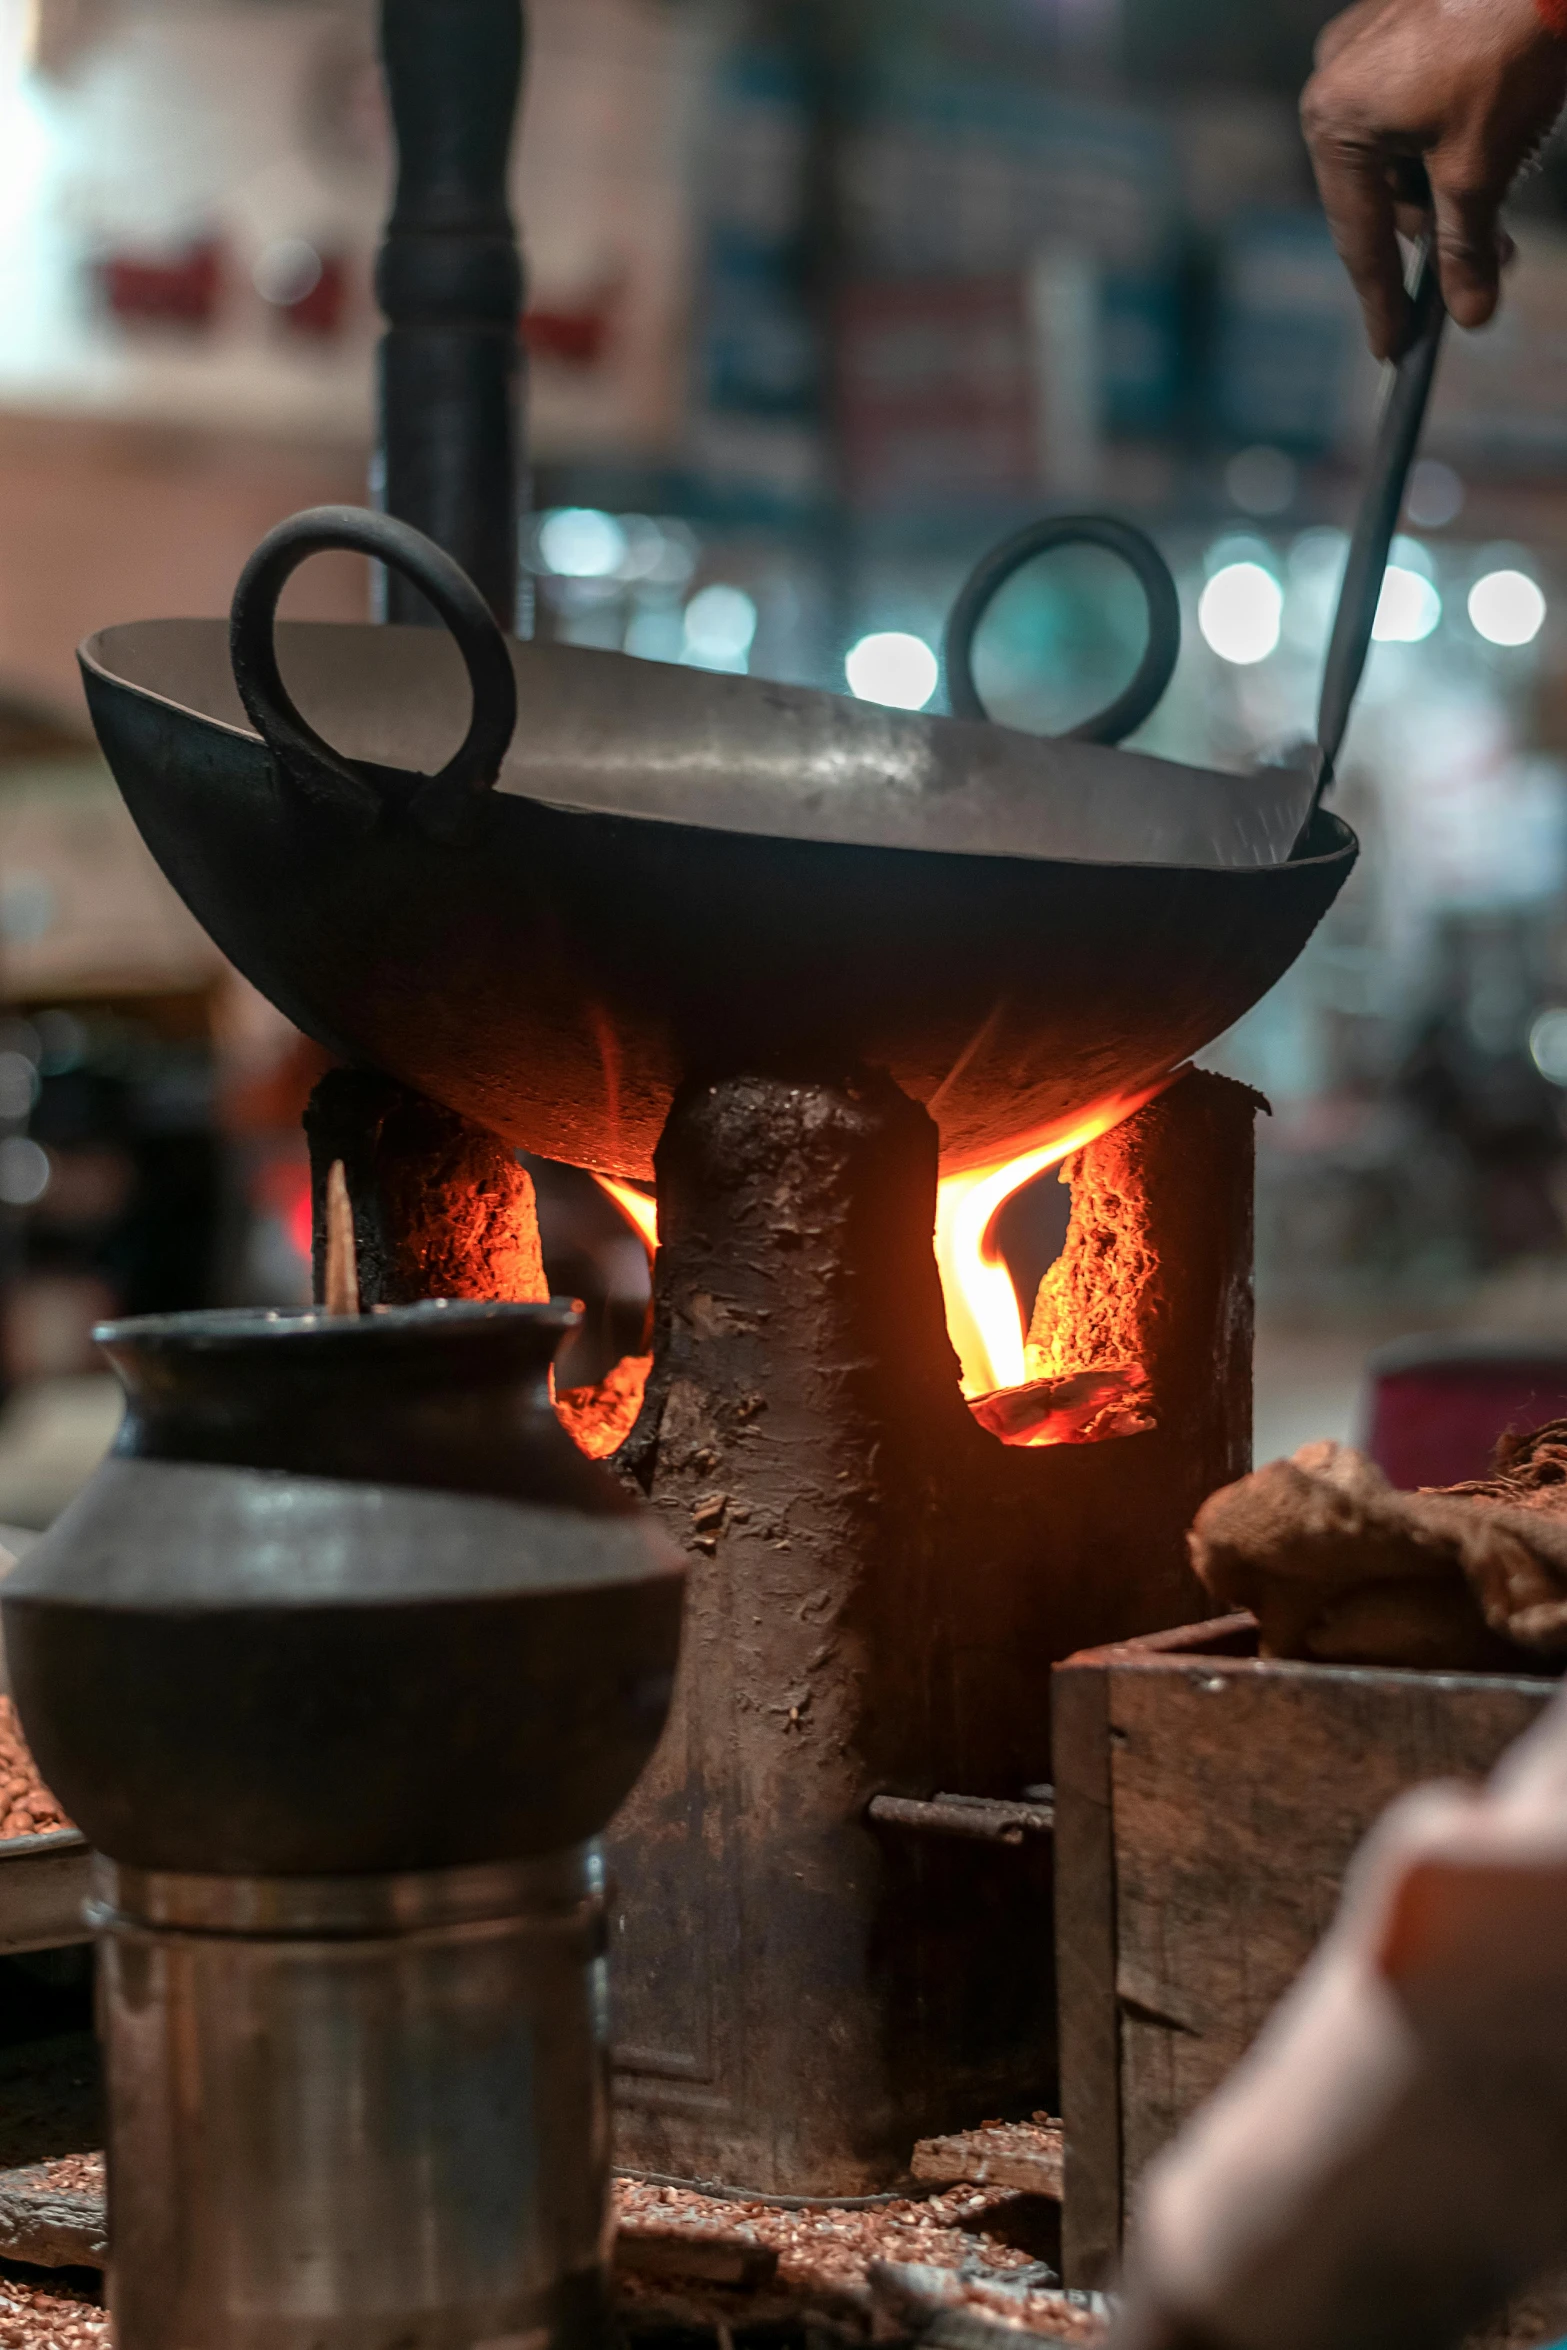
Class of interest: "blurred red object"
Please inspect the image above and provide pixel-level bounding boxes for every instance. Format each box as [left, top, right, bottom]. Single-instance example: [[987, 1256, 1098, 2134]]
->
[[280, 254, 348, 339], [1365, 1335, 1567, 1490], [523, 304, 610, 366], [99, 240, 223, 328], [251, 1151, 313, 1265]]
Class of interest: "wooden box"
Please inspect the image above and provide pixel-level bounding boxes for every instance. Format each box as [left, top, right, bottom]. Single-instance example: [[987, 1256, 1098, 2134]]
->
[[1051, 1615, 1557, 2289]]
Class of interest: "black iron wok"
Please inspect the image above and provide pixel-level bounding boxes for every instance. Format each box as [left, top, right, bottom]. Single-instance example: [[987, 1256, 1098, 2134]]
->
[[78, 498, 1355, 1179], [77, 245, 1459, 1180]]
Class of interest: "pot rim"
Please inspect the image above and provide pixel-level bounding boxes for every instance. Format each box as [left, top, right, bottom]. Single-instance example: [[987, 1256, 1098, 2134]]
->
[[94, 1299, 584, 1353]]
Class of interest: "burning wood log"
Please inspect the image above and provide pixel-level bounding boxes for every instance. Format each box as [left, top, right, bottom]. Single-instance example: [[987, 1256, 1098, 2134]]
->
[[969, 1368, 1152, 1449], [304, 1070, 546, 1308]]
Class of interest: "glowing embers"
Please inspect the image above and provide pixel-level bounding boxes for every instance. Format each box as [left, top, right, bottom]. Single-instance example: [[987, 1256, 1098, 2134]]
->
[[969, 1364, 1152, 1449], [556, 1353, 653, 1459], [937, 1089, 1162, 1450], [558, 1176, 658, 1458]]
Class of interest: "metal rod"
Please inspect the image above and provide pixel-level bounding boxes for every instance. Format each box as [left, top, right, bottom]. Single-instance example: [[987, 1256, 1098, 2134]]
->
[[1312, 238, 1446, 804], [867, 1793, 1057, 1847], [375, 0, 526, 629]]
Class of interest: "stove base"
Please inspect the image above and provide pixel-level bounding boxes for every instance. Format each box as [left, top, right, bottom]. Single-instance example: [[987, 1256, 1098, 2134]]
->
[[608, 1065, 1258, 2196]]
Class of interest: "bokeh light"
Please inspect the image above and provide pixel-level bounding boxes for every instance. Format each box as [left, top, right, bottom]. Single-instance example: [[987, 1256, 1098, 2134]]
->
[[1225, 446, 1297, 518], [537, 508, 628, 580], [1197, 562, 1283, 666], [846, 632, 939, 710], [1531, 1008, 1567, 1087], [0, 1051, 37, 1121], [1406, 459, 1465, 531], [683, 584, 758, 670], [1469, 570, 1547, 649], [0, 1137, 49, 1207], [1372, 567, 1441, 645], [253, 238, 323, 306]]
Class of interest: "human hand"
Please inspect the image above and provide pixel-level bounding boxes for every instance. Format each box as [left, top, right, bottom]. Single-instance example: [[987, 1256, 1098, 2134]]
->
[[1301, 0, 1567, 358]]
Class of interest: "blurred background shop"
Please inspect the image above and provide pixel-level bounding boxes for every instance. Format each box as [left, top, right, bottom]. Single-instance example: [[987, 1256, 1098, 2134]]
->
[[0, 0, 1563, 1515]]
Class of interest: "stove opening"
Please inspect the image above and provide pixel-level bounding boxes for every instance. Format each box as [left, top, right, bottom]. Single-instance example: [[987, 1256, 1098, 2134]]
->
[[562, 1088, 1168, 1462], [937, 1093, 1161, 1449]]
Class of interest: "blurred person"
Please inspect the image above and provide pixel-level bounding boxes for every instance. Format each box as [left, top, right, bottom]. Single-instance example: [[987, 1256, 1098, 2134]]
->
[[1301, 0, 1567, 357]]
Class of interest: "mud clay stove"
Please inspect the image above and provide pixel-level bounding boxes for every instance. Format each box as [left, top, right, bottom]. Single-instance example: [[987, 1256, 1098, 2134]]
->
[[300, 1049, 1265, 2202], [271, 1030, 1268, 2212], [601, 1062, 1261, 2194]]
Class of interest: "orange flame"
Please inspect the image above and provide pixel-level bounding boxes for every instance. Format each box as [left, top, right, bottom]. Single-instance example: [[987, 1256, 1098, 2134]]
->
[[935, 1089, 1164, 1398], [597, 1175, 658, 1255], [594, 1086, 1161, 1404]]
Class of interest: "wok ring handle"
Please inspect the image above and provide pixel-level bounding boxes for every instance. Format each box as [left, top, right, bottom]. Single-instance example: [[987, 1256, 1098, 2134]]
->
[[944, 515, 1181, 746], [230, 506, 519, 840]]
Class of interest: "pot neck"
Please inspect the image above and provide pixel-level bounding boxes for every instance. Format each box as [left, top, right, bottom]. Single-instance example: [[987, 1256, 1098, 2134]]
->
[[95, 1302, 626, 1514]]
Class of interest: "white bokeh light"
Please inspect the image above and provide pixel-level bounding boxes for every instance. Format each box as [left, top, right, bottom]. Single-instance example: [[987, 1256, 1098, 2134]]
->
[[1197, 563, 1283, 666], [1531, 1009, 1567, 1087], [683, 585, 758, 671], [1469, 570, 1547, 649], [253, 238, 323, 307], [537, 508, 627, 580], [0, 1051, 36, 1121], [1373, 566, 1442, 644], [846, 632, 939, 710], [0, 1137, 49, 1207]]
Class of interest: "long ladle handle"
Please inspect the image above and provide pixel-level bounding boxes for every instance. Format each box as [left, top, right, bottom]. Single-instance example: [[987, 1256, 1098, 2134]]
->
[[1313, 248, 1447, 795], [230, 505, 518, 840], [944, 515, 1182, 746]]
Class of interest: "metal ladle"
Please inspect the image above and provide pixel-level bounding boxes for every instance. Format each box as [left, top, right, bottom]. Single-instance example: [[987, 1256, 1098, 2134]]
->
[[944, 245, 1449, 841]]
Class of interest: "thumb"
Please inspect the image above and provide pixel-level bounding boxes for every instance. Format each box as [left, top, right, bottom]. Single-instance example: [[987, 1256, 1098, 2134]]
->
[[1428, 157, 1506, 328]]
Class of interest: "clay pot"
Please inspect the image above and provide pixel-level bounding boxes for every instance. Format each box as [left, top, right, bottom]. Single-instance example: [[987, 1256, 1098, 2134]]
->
[[2, 1300, 685, 1875]]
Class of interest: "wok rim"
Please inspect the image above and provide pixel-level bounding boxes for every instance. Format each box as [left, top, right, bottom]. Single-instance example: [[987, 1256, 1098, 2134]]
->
[[78, 625, 1358, 882]]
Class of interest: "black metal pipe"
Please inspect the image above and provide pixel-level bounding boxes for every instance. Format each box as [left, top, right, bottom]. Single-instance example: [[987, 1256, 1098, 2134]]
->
[[375, 0, 526, 629]]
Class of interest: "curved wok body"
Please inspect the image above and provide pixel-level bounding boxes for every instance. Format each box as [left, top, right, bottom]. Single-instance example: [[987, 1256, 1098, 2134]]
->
[[81, 623, 1357, 1178]]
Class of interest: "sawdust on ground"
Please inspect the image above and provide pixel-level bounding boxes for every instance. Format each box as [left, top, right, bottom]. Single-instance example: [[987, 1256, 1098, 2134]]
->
[[0, 1701, 68, 1840], [0, 2270, 104, 2349], [615, 2175, 1104, 2338]]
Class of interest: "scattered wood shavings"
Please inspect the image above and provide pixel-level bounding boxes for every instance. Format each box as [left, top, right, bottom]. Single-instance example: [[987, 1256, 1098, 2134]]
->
[[0, 1703, 68, 1841], [0, 2269, 105, 2349], [0, 2146, 1098, 2342], [24, 2168, 98, 2203], [614, 2171, 1100, 2341]]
